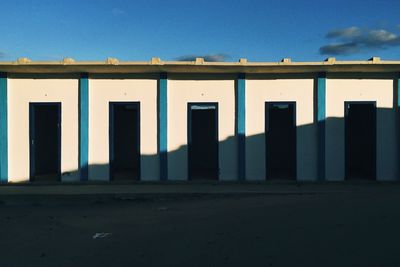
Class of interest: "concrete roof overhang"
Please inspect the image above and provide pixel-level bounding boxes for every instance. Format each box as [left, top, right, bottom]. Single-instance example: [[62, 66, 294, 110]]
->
[[0, 58, 399, 74]]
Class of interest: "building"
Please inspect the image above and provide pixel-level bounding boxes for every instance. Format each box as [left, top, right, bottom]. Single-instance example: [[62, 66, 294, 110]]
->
[[0, 56, 399, 183]]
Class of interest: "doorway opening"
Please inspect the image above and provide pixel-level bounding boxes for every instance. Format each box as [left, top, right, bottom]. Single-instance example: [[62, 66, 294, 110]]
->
[[109, 102, 140, 181], [265, 102, 296, 180], [29, 103, 61, 182], [345, 102, 376, 180], [188, 103, 219, 180]]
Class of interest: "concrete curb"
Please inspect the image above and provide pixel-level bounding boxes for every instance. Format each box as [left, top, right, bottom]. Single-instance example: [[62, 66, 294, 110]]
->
[[0, 182, 399, 196]]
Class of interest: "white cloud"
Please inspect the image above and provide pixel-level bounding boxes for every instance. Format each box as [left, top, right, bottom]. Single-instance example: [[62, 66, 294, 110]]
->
[[175, 54, 230, 62], [112, 8, 125, 16], [320, 26, 400, 55], [326, 26, 361, 39], [319, 43, 360, 56], [366, 30, 398, 43]]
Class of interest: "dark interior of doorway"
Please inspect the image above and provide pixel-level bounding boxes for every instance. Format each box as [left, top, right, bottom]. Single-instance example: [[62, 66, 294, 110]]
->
[[345, 102, 376, 180], [110, 103, 140, 180], [30, 103, 61, 182], [266, 102, 296, 180], [188, 104, 218, 180]]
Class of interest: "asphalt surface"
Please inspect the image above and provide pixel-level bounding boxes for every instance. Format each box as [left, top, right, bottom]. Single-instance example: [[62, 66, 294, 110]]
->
[[0, 183, 400, 267]]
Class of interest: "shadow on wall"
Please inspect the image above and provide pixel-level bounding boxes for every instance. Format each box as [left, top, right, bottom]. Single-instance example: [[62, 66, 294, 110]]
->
[[12, 105, 399, 183]]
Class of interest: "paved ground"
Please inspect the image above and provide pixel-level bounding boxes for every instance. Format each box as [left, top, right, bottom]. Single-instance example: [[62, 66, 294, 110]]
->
[[0, 183, 400, 266]]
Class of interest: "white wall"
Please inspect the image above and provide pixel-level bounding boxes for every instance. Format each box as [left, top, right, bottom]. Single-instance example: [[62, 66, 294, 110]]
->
[[8, 76, 79, 182], [89, 77, 158, 181], [168, 78, 237, 181], [326, 78, 397, 181], [245, 78, 317, 181], [6, 74, 397, 183]]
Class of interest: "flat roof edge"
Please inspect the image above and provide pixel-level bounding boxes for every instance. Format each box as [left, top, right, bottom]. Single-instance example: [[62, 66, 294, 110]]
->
[[0, 59, 399, 74]]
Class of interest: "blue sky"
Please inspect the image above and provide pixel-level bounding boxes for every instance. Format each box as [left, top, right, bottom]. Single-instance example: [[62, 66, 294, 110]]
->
[[0, 0, 399, 62]]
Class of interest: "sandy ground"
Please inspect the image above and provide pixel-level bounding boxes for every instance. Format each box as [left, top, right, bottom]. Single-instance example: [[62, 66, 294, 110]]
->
[[0, 184, 399, 267]]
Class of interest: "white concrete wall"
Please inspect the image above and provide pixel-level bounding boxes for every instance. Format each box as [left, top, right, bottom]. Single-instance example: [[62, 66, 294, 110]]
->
[[8, 77, 79, 182], [6, 74, 398, 183], [89, 77, 158, 181], [245, 78, 317, 181], [326, 78, 397, 181], [168, 78, 237, 181]]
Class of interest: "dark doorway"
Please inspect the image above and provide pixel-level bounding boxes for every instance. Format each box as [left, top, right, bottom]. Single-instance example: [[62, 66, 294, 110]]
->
[[345, 102, 376, 180], [265, 102, 296, 180], [188, 103, 219, 180], [29, 103, 61, 182], [109, 102, 140, 181]]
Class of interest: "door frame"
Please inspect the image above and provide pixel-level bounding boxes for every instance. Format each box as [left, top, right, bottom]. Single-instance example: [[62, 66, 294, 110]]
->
[[109, 101, 141, 181], [29, 102, 62, 182], [265, 101, 297, 180], [344, 101, 377, 180], [187, 102, 219, 180]]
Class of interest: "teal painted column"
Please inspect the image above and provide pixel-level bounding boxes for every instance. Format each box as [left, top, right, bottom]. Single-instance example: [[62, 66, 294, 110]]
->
[[398, 74, 400, 181], [237, 73, 246, 180], [0, 73, 8, 183], [317, 73, 326, 180], [0, 73, 7, 182], [79, 74, 89, 181], [397, 74, 400, 108], [158, 73, 168, 181]]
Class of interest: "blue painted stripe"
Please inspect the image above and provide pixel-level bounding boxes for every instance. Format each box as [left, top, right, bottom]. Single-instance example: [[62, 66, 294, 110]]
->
[[159, 73, 168, 181], [397, 74, 400, 111], [0, 73, 7, 182], [79, 74, 89, 181], [398, 74, 400, 181], [237, 73, 246, 180], [317, 73, 326, 180]]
